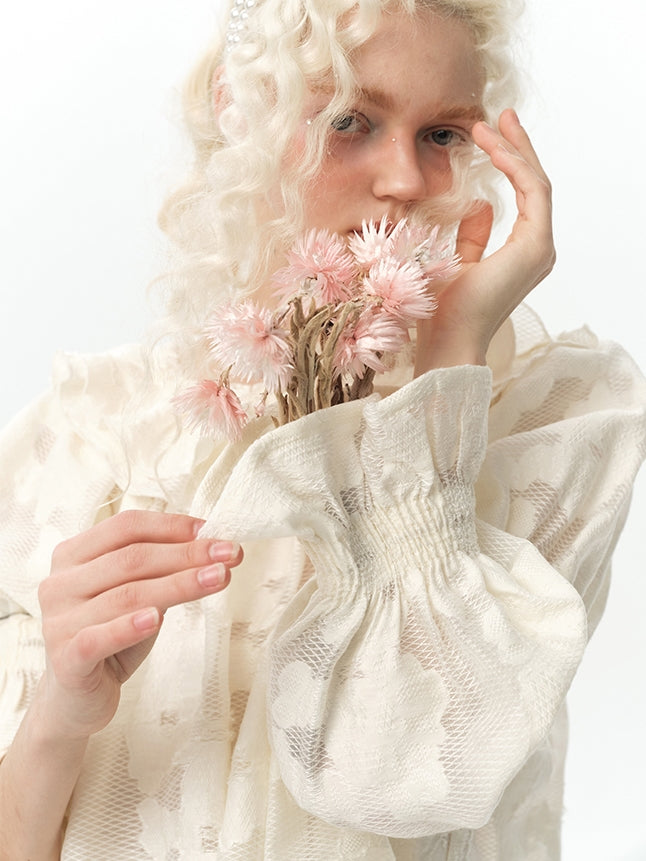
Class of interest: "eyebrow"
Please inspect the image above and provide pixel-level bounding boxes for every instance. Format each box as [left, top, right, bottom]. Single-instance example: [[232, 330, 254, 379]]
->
[[357, 86, 485, 124], [356, 86, 397, 111]]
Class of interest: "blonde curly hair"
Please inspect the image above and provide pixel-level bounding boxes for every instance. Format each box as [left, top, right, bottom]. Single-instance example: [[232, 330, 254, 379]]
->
[[155, 0, 524, 373]]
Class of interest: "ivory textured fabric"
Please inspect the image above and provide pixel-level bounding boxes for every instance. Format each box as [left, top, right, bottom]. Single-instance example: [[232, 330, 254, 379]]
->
[[1, 306, 645, 860]]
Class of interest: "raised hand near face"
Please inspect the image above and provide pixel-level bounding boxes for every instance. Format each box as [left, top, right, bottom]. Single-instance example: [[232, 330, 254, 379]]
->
[[415, 109, 555, 374]]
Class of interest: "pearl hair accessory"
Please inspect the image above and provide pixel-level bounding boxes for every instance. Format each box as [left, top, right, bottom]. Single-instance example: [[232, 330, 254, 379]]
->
[[226, 0, 257, 51]]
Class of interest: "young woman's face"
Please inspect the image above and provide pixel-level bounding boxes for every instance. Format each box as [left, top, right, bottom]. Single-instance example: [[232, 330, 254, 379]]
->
[[298, 8, 485, 234]]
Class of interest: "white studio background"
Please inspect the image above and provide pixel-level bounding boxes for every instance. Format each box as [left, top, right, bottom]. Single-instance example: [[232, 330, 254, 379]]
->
[[0, 2, 644, 859]]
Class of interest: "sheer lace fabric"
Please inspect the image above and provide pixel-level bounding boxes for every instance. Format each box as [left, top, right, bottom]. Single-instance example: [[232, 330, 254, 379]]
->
[[1, 306, 645, 860]]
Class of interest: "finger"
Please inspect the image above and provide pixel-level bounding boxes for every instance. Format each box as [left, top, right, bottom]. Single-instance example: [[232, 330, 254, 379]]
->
[[496, 109, 550, 184], [455, 201, 494, 264], [81, 537, 243, 598], [472, 114, 551, 197], [52, 510, 206, 568], [473, 122, 552, 232], [53, 559, 233, 641], [63, 606, 164, 680], [40, 538, 242, 618], [92, 561, 233, 626]]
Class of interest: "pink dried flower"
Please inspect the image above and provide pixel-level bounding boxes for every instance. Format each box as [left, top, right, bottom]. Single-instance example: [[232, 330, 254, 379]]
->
[[388, 221, 429, 258], [272, 228, 356, 305], [173, 380, 248, 442], [348, 216, 404, 269], [422, 253, 461, 280], [363, 257, 436, 322], [413, 225, 462, 280], [206, 301, 293, 391], [387, 222, 461, 280], [333, 307, 409, 377]]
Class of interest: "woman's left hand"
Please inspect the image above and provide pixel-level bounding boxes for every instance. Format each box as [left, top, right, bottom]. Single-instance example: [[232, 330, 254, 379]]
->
[[415, 108, 555, 374]]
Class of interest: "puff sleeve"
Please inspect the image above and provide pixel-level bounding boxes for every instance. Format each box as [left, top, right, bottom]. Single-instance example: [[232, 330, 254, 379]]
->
[[198, 331, 646, 838]]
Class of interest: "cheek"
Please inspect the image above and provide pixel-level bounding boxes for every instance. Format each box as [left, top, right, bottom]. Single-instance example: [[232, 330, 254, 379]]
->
[[303, 152, 359, 213], [423, 150, 454, 196], [286, 133, 359, 220], [308, 167, 348, 201]]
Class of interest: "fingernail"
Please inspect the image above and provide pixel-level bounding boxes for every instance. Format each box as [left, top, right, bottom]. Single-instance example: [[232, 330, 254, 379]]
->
[[208, 541, 240, 563], [192, 519, 206, 538], [133, 607, 160, 632], [198, 563, 226, 588]]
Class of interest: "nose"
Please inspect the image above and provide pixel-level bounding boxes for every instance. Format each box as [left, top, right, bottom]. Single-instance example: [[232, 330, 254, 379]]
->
[[371, 137, 427, 203]]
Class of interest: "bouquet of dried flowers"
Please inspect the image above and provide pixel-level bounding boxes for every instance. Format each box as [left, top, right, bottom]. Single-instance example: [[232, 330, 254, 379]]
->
[[174, 217, 459, 442]]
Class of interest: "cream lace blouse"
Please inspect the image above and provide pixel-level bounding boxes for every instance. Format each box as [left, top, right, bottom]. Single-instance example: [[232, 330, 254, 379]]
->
[[1, 306, 645, 860]]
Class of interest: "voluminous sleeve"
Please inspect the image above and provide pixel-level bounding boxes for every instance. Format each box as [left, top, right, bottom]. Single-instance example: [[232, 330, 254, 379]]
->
[[198, 326, 646, 838]]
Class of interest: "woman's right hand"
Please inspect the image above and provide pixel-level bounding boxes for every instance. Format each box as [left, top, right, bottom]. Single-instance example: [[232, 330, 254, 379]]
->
[[36, 510, 242, 740]]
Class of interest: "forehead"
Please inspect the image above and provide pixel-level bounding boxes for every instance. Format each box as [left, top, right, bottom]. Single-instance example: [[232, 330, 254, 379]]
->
[[350, 8, 484, 109]]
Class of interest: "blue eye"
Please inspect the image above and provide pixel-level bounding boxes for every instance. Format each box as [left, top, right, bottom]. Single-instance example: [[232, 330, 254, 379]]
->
[[429, 128, 458, 146], [331, 112, 367, 133]]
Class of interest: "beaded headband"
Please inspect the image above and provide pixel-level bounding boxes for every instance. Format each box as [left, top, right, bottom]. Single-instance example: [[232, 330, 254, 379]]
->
[[225, 0, 258, 52]]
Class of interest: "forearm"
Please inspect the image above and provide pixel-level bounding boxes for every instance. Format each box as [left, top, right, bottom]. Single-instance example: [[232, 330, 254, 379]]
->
[[0, 678, 88, 861]]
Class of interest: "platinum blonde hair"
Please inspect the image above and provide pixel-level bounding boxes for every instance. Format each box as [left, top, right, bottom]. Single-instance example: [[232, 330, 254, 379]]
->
[[155, 0, 524, 376]]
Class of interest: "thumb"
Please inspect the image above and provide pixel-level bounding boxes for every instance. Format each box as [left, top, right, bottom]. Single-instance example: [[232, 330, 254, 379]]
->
[[455, 201, 494, 264]]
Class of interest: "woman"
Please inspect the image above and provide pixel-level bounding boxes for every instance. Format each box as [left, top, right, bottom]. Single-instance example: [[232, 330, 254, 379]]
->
[[1, 1, 645, 858]]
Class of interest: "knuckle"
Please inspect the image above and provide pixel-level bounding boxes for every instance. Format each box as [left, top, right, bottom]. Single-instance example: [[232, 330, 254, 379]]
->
[[72, 626, 98, 666], [536, 173, 552, 196], [50, 538, 73, 572], [37, 577, 51, 609], [37, 576, 59, 614], [40, 614, 58, 647], [542, 238, 557, 273], [167, 513, 201, 542], [163, 568, 205, 609], [112, 579, 144, 612], [176, 541, 195, 572], [119, 542, 150, 575], [181, 539, 207, 570], [164, 576, 189, 608], [113, 508, 146, 539]]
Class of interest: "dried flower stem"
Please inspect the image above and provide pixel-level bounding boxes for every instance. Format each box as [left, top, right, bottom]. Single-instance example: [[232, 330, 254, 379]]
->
[[175, 220, 459, 443]]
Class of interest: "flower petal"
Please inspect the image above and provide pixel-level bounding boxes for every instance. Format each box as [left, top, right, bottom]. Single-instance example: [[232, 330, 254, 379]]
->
[[173, 380, 248, 442]]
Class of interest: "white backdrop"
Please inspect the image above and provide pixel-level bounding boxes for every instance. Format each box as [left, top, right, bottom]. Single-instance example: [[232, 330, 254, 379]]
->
[[1, 2, 644, 858]]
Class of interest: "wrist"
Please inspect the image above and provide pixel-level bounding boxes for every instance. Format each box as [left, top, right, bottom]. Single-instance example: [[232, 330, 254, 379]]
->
[[29, 680, 92, 751], [31, 674, 99, 747], [414, 319, 487, 375], [0, 679, 89, 861]]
